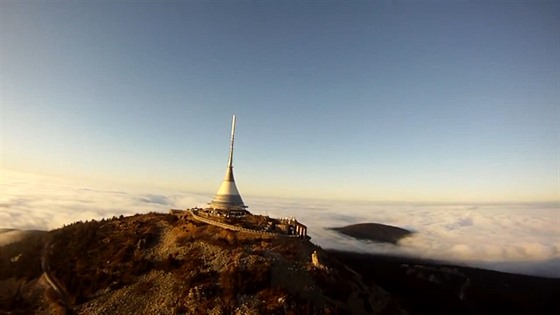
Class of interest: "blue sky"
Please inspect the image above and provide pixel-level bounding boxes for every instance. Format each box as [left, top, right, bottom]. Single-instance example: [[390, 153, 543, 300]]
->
[[2, 1, 558, 202]]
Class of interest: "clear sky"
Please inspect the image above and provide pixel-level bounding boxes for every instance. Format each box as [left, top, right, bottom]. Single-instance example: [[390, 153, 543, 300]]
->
[[2, 1, 558, 203]]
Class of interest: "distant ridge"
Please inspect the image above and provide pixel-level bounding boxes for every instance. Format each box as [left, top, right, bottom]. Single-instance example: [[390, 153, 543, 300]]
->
[[330, 223, 413, 244]]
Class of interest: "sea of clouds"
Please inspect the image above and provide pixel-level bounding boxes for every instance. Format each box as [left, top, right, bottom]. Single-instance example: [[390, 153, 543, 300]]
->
[[1, 170, 558, 278]]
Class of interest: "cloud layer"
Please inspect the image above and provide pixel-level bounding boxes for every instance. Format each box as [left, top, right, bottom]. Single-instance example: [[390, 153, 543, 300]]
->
[[0, 170, 209, 230], [1, 170, 558, 278], [252, 198, 560, 278]]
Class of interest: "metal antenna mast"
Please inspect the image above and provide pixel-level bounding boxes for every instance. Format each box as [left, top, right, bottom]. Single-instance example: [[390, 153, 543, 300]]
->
[[227, 114, 236, 168]]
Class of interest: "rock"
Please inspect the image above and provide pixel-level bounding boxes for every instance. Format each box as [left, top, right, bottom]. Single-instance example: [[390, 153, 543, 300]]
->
[[10, 253, 22, 262], [311, 251, 327, 271]]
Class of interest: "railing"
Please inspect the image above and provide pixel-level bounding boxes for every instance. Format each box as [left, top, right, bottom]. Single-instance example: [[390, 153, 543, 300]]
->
[[189, 210, 302, 238]]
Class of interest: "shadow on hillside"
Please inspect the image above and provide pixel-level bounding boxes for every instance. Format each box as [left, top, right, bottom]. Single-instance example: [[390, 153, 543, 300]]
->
[[328, 250, 560, 315]]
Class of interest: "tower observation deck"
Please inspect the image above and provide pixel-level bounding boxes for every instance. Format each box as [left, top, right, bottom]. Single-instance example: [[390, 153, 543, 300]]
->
[[209, 115, 248, 214]]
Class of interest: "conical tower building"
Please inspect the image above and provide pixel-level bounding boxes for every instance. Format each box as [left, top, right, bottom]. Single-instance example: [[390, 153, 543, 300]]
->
[[209, 115, 248, 214]]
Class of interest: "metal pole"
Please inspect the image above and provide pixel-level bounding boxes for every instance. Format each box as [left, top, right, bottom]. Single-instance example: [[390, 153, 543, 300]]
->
[[227, 114, 236, 168]]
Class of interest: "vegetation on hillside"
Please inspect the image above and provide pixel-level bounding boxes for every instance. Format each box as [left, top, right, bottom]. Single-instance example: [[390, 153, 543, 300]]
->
[[41, 212, 394, 314]]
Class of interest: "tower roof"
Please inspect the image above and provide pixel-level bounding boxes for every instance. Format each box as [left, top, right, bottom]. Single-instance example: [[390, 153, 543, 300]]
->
[[209, 115, 247, 211]]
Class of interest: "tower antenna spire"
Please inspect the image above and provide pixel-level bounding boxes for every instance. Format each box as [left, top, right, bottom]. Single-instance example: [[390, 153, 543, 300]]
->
[[227, 114, 236, 168]]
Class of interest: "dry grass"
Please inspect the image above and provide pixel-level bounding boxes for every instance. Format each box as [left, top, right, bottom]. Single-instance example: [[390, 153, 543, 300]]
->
[[46, 214, 168, 304], [6, 211, 395, 314]]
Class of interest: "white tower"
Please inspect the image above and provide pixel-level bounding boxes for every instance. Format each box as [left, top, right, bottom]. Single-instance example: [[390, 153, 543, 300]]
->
[[209, 115, 248, 213]]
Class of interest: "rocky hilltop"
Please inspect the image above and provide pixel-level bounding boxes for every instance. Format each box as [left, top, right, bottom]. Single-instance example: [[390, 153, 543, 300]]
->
[[0, 212, 404, 314], [3, 211, 558, 315]]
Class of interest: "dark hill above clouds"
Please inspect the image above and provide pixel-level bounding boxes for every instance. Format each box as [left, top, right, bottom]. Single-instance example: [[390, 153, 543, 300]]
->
[[329, 223, 413, 244], [0, 212, 404, 314]]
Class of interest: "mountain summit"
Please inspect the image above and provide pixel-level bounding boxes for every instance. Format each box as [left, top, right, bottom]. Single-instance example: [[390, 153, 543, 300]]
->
[[0, 211, 403, 314]]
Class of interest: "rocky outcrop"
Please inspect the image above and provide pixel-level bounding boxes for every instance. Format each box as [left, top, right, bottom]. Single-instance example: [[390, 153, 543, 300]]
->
[[311, 251, 328, 272]]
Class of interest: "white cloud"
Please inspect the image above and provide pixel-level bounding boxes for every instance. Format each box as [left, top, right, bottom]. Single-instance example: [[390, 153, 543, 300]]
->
[[1, 170, 559, 278], [0, 170, 209, 230], [247, 196, 560, 278]]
